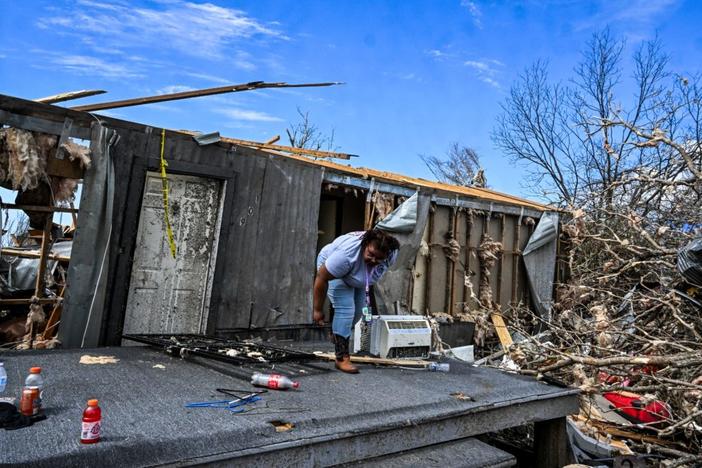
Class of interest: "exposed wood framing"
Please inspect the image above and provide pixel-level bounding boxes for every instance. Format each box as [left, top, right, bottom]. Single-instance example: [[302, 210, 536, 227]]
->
[[496, 213, 505, 306], [0, 109, 91, 140], [0, 298, 60, 306], [194, 133, 356, 160], [446, 206, 458, 315], [41, 286, 65, 340], [33, 217, 54, 299], [323, 171, 546, 217], [463, 210, 474, 308], [424, 208, 434, 314], [1, 203, 78, 214], [363, 178, 376, 230], [511, 209, 524, 306], [0, 248, 69, 262]]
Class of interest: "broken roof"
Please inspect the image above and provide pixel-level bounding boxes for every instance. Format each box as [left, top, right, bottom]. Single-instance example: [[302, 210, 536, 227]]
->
[[197, 132, 551, 212]]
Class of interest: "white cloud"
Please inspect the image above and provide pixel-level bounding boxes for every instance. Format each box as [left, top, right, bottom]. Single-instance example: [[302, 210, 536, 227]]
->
[[37, 1, 288, 60], [182, 72, 232, 85], [464, 59, 503, 89], [574, 0, 679, 32], [158, 85, 196, 95], [215, 108, 283, 122], [47, 54, 144, 79], [461, 0, 483, 29], [426, 49, 448, 59]]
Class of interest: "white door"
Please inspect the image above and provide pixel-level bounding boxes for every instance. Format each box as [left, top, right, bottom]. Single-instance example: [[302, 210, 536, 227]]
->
[[123, 172, 222, 336]]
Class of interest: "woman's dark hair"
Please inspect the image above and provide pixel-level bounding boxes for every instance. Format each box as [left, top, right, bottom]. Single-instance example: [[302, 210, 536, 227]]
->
[[361, 229, 400, 257]]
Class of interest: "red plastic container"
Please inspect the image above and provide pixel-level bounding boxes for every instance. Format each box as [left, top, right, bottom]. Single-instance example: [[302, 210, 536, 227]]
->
[[80, 399, 102, 444]]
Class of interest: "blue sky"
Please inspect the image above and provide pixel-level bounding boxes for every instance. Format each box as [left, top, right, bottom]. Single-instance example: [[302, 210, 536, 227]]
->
[[0, 0, 699, 199]]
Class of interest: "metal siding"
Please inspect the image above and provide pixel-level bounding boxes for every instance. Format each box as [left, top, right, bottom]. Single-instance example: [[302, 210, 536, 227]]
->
[[250, 157, 323, 327], [213, 153, 268, 329]]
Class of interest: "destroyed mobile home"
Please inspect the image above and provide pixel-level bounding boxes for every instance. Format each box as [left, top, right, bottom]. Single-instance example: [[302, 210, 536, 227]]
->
[[0, 90, 701, 466]]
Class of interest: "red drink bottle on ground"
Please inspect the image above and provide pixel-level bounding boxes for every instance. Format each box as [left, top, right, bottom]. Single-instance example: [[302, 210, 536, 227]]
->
[[80, 399, 101, 444]]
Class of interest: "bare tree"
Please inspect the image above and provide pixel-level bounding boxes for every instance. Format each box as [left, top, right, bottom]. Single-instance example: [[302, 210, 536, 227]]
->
[[492, 29, 674, 208], [420, 142, 485, 187], [286, 107, 336, 151], [486, 29, 702, 463]]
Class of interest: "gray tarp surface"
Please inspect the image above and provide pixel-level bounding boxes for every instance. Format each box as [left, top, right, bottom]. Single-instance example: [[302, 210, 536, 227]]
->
[[374, 191, 430, 314], [522, 211, 559, 323], [375, 192, 419, 233], [1, 345, 578, 467], [0, 241, 72, 295]]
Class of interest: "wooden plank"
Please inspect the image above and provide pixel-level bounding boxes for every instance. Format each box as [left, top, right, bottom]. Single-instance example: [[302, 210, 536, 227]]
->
[[34, 217, 54, 298], [35, 89, 106, 104], [71, 81, 341, 112], [188, 132, 357, 160], [0, 203, 78, 213], [41, 286, 66, 340], [0, 109, 91, 140], [0, 248, 69, 262], [0, 298, 60, 305], [313, 351, 429, 367], [534, 417, 572, 468], [491, 313, 513, 351]]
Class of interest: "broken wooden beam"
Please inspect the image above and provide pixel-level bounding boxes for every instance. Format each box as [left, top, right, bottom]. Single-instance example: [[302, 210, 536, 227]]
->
[[0, 203, 78, 213], [70, 81, 343, 112], [0, 248, 69, 262], [313, 351, 429, 368], [0, 298, 61, 306], [35, 89, 106, 104], [490, 313, 513, 351], [34, 216, 54, 298]]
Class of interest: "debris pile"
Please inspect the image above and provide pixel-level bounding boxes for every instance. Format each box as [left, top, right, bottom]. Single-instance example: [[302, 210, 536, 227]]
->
[[488, 176, 702, 464], [0, 127, 89, 349]]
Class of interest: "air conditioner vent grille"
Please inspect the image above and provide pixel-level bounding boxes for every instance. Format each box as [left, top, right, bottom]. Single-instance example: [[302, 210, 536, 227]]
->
[[387, 320, 429, 330]]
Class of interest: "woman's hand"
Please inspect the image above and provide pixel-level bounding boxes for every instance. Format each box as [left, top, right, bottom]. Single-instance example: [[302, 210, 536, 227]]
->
[[313, 309, 325, 326], [313, 264, 335, 327]]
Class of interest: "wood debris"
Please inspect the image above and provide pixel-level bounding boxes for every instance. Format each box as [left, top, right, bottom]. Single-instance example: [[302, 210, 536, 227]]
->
[[79, 355, 120, 365]]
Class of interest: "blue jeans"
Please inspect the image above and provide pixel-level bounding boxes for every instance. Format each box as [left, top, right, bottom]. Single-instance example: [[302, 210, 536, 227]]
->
[[317, 255, 365, 338]]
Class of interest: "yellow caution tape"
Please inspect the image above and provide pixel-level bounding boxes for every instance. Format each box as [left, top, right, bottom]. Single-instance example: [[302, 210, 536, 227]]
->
[[159, 128, 177, 258]]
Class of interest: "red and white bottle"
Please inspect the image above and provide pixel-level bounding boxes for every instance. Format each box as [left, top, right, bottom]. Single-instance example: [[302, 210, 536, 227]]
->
[[80, 399, 102, 444], [251, 372, 299, 390]]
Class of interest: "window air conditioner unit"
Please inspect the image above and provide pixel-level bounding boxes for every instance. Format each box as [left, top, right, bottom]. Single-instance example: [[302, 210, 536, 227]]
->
[[352, 315, 431, 359]]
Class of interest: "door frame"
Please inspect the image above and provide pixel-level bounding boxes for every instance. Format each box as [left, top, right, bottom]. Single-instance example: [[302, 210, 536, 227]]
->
[[103, 154, 236, 345]]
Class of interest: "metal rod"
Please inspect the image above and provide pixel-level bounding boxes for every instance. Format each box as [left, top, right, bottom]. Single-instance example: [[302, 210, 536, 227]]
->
[[71, 81, 343, 112]]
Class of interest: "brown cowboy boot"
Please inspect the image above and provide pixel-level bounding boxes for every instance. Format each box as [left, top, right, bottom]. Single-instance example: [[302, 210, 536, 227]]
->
[[333, 334, 359, 374]]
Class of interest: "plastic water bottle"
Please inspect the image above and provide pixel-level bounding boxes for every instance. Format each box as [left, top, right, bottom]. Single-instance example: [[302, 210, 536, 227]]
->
[[427, 362, 450, 372], [24, 367, 44, 409], [80, 399, 102, 444], [251, 372, 299, 390], [0, 362, 6, 393]]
